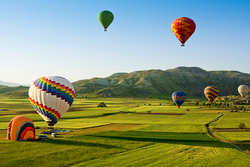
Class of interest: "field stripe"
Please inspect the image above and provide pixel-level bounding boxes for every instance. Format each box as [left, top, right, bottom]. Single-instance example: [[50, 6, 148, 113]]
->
[[72, 142, 250, 167]]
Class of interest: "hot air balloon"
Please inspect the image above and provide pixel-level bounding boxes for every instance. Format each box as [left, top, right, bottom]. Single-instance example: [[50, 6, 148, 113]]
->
[[98, 10, 114, 31], [172, 91, 186, 108], [204, 86, 219, 103], [171, 17, 196, 46], [29, 76, 75, 126], [238, 85, 249, 98], [7, 116, 35, 141]]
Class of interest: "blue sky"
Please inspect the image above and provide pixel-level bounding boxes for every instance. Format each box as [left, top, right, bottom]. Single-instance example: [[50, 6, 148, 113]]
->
[[0, 0, 249, 85]]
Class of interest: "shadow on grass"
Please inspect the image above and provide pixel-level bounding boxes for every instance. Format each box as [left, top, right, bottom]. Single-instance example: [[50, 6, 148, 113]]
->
[[38, 138, 121, 149], [73, 131, 229, 148]]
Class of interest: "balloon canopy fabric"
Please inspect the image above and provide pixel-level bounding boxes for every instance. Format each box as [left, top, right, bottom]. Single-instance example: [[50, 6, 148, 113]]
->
[[7, 116, 35, 141], [204, 86, 219, 103], [172, 91, 186, 108], [171, 17, 196, 46], [98, 10, 114, 31], [238, 85, 249, 98], [29, 76, 75, 126]]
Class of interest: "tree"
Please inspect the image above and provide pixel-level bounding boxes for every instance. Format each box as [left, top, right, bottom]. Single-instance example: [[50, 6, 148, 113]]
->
[[239, 123, 246, 131], [195, 101, 199, 111]]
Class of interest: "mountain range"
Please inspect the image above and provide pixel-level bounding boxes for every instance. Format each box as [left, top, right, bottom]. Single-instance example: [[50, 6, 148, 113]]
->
[[0, 80, 21, 87], [73, 67, 250, 97], [0, 80, 30, 87], [1, 67, 250, 98]]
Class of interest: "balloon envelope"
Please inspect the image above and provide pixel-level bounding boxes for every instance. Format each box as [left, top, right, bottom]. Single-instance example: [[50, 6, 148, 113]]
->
[[98, 10, 114, 31], [172, 91, 186, 108], [29, 76, 75, 126], [204, 86, 219, 103], [171, 17, 196, 46], [238, 85, 249, 98], [8, 116, 35, 141]]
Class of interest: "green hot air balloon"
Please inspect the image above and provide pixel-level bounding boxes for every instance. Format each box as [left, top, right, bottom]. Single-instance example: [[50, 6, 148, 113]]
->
[[98, 10, 114, 31]]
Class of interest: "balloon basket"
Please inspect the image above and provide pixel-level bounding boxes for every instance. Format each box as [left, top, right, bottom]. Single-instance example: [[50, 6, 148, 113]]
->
[[46, 121, 57, 127], [181, 44, 185, 47]]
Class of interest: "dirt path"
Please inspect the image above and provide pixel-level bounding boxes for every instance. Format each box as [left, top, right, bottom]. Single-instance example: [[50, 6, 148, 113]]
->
[[206, 113, 250, 156]]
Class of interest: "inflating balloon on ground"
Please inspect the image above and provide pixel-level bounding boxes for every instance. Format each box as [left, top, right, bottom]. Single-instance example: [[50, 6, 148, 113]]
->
[[7, 116, 35, 141]]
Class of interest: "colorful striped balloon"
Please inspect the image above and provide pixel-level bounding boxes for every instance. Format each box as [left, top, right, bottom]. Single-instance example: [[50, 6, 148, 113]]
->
[[29, 76, 75, 126], [238, 85, 249, 98], [204, 86, 219, 103], [7, 116, 35, 141], [172, 91, 186, 108], [171, 17, 196, 46]]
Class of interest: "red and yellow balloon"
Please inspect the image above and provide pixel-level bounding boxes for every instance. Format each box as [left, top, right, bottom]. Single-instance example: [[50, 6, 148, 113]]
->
[[171, 17, 196, 46]]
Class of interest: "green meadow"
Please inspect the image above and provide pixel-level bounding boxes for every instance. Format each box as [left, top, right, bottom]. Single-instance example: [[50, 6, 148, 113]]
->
[[1, 97, 250, 167]]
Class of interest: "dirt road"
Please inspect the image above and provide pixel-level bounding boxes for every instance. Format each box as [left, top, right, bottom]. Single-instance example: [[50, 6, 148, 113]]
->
[[206, 113, 250, 156]]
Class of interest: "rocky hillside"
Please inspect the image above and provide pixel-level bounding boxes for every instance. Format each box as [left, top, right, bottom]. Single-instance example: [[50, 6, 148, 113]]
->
[[73, 67, 250, 97], [1, 67, 250, 98]]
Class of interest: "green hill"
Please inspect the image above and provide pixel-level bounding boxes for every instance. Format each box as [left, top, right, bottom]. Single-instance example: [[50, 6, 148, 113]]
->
[[1, 67, 250, 98], [0, 86, 29, 97], [73, 67, 250, 97]]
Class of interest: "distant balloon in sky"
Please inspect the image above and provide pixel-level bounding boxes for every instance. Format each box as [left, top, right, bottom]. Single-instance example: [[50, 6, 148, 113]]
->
[[204, 86, 219, 103], [171, 17, 196, 46], [29, 76, 75, 126], [238, 85, 249, 98], [98, 10, 114, 31], [172, 91, 186, 108]]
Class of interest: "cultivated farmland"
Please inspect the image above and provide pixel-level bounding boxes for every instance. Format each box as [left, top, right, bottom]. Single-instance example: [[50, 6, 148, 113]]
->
[[1, 97, 250, 167]]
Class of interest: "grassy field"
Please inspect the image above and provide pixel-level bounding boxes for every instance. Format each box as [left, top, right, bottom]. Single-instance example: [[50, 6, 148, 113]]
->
[[1, 97, 250, 166], [209, 112, 250, 148]]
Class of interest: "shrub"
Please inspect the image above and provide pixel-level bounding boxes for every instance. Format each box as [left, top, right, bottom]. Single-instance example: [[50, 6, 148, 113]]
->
[[97, 102, 107, 107], [239, 123, 246, 131]]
